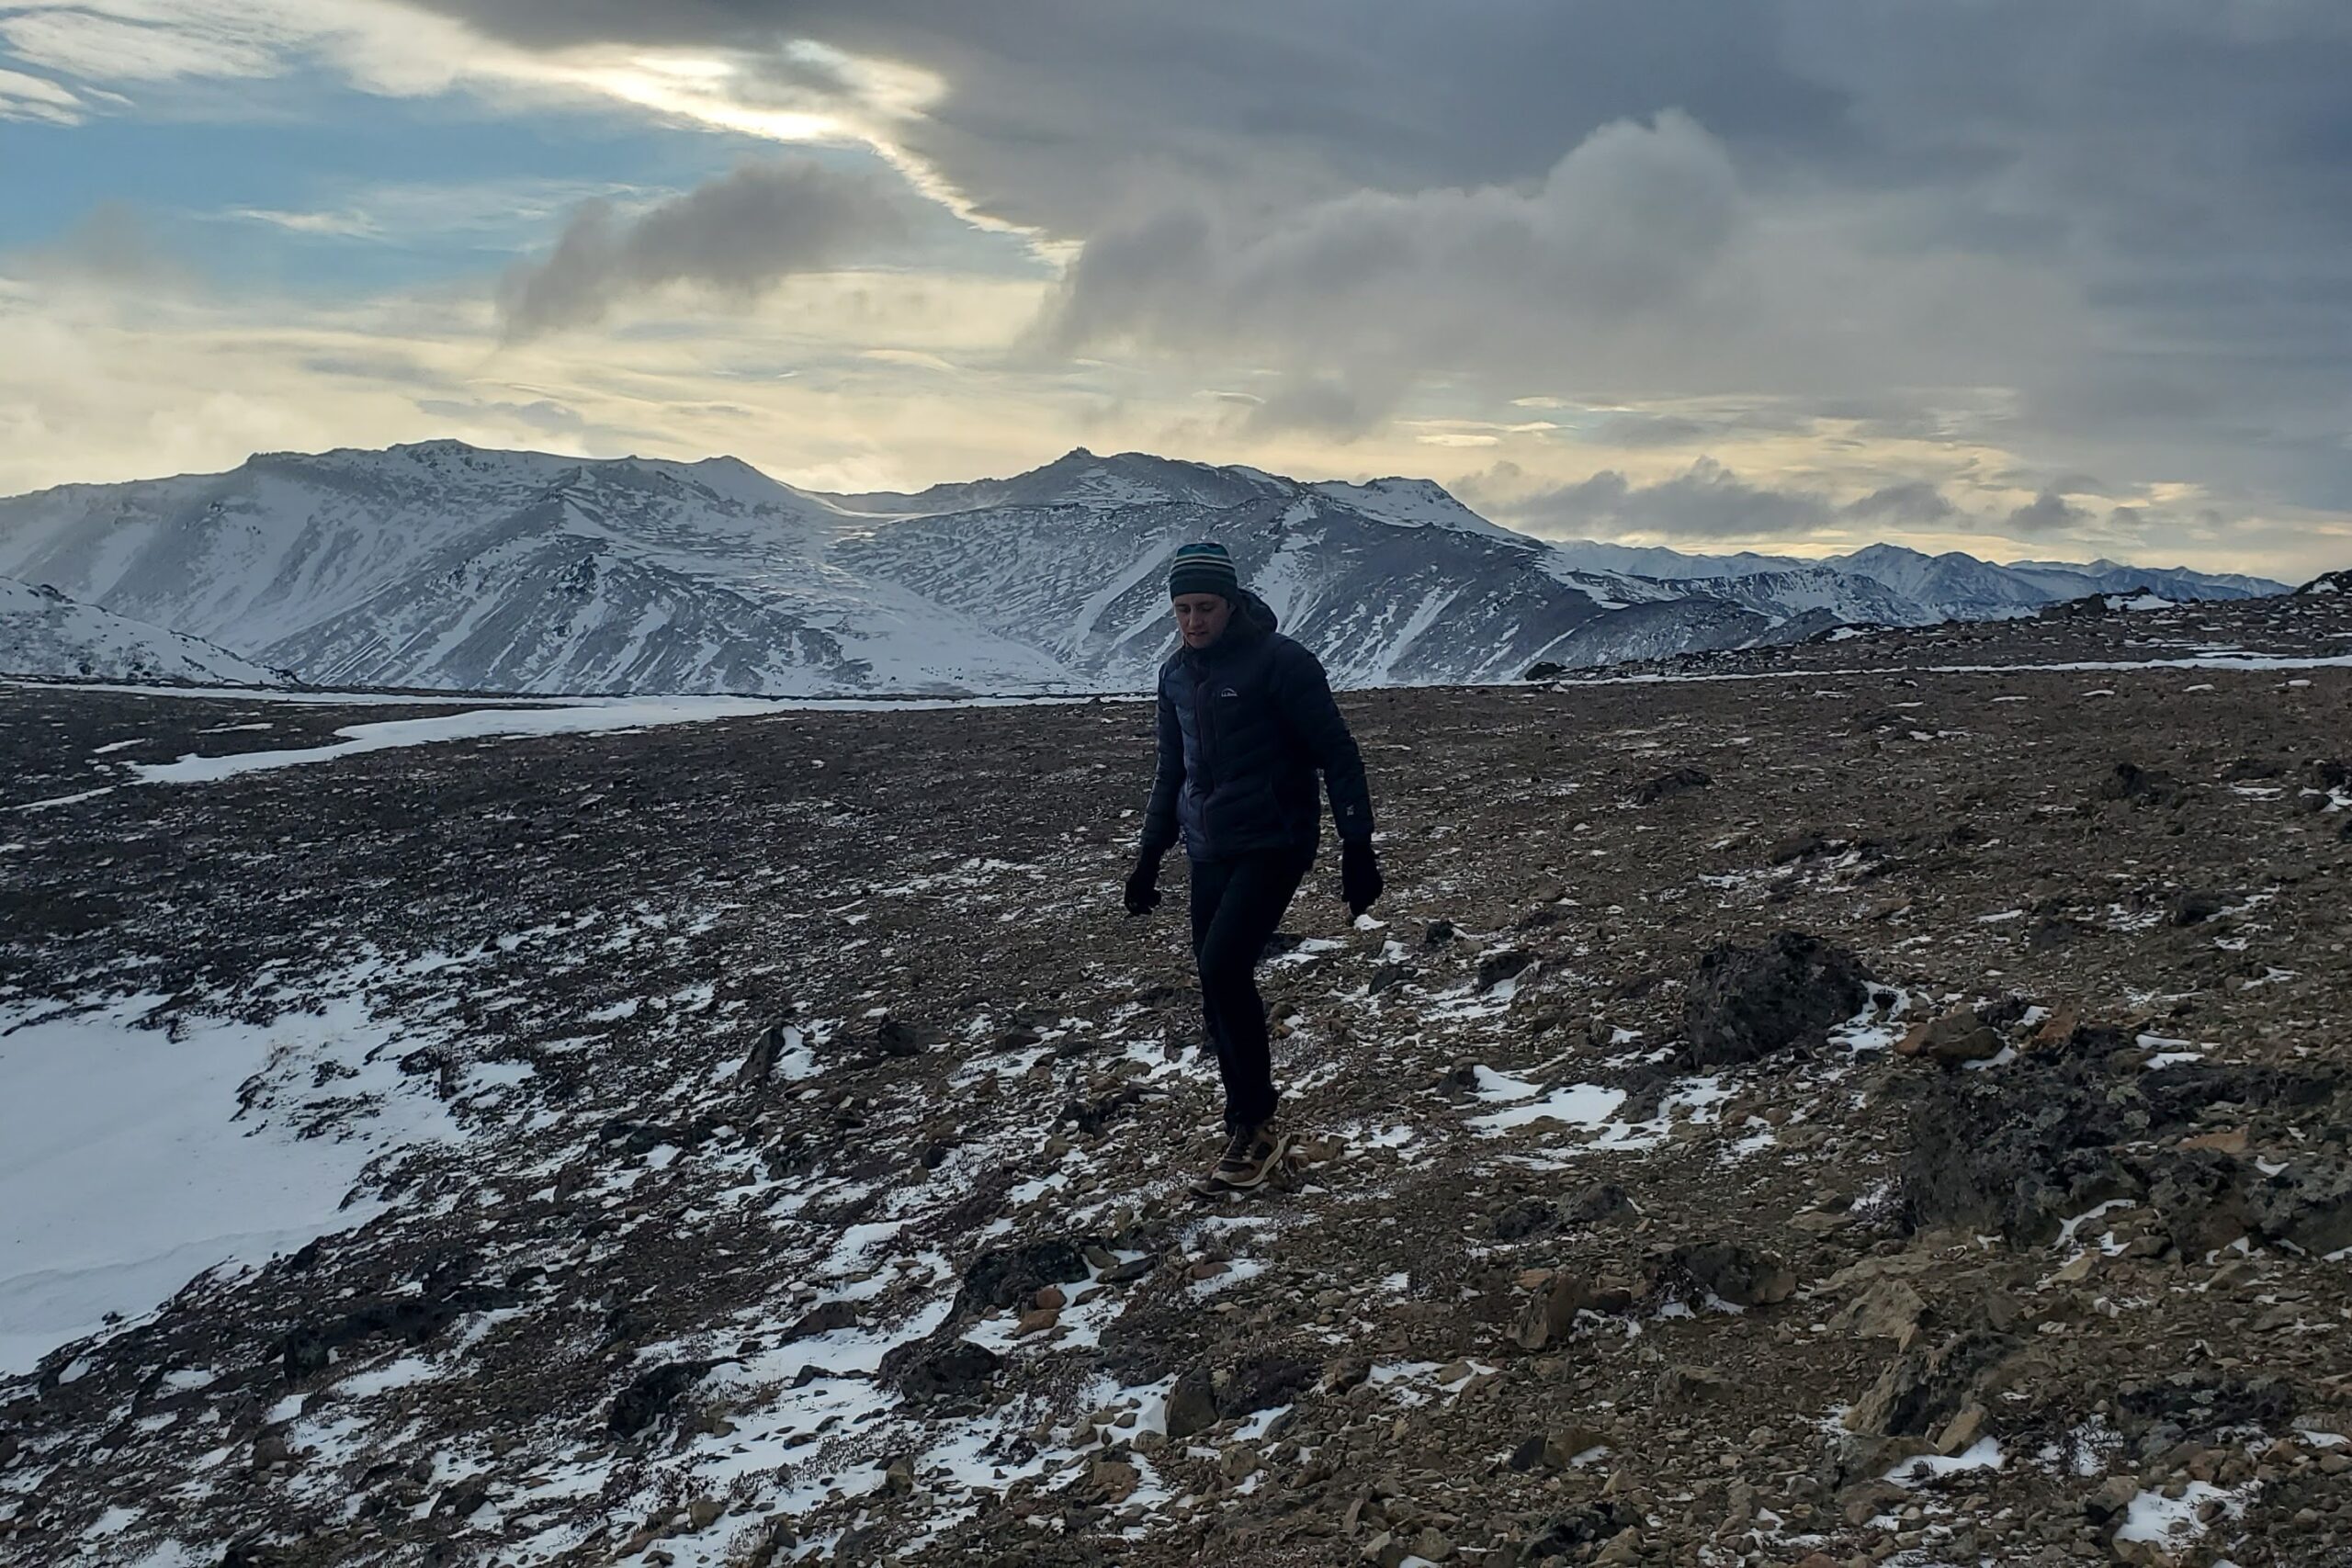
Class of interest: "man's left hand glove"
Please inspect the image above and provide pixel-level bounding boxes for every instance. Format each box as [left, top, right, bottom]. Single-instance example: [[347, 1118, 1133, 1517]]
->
[[1340, 840, 1384, 918], [1124, 852, 1163, 917]]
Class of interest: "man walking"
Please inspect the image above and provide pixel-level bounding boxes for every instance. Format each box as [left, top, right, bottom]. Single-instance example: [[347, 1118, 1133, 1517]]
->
[[1125, 541, 1384, 1193]]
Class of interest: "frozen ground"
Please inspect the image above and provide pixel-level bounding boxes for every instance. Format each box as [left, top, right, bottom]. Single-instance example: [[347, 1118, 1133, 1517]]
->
[[2, 592, 2349, 1567]]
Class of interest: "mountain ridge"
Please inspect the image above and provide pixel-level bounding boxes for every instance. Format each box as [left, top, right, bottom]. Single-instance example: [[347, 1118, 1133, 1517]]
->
[[0, 442, 2295, 695]]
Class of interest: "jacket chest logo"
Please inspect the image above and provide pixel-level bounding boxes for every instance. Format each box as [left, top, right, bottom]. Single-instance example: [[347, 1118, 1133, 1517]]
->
[[1218, 686, 1239, 699]]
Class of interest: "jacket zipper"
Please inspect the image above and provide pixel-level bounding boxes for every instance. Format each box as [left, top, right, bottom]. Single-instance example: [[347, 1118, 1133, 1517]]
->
[[1191, 655, 1217, 795]]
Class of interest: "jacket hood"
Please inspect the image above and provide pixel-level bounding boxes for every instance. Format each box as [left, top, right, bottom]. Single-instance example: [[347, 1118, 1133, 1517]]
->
[[1232, 589, 1279, 637]]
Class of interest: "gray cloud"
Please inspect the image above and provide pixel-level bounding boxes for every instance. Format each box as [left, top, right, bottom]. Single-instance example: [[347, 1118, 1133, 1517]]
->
[[1586, 412, 1716, 448], [415, 397, 588, 434], [22, 202, 198, 293], [1500, 459, 1836, 541], [1842, 480, 1955, 525], [496, 159, 908, 340], [326, 3, 2352, 549], [1032, 109, 1745, 430], [1468, 461, 2194, 550], [2006, 491, 2093, 535], [410, 1, 1844, 233]]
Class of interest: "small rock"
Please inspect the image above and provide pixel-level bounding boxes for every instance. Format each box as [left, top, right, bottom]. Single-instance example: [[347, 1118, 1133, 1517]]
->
[[2084, 1473, 2141, 1524], [2167, 889, 2227, 927], [1593, 1526, 1644, 1565], [1083, 1457, 1138, 1504], [1832, 1279, 1928, 1346], [2051, 1253, 2097, 1285], [2029, 1001, 2082, 1050], [1408, 1527, 1456, 1562], [1649, 1240, 1795, 1307], [1656, 1364, 1732, 1404], [1512, 1271, 1593, 1352], [1936, 1404, 1988, 1456], [1562, 1182, 1635, 1225], [1631, 766, 1713, 805], [784, 1301, 858, 1341], [1895, 1008, 2007, 1066], [1476, 950, 1535, 990], [1490, 1196, 1557, 1241]]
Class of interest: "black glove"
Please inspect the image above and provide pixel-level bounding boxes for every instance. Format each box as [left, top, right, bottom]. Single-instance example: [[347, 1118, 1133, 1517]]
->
[[1124, 852, 1163, 917], [1340, 840, 1384, 918]]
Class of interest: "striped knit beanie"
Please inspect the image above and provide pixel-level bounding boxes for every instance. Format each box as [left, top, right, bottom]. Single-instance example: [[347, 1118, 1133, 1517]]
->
[[1168, 540, 1240, 601]]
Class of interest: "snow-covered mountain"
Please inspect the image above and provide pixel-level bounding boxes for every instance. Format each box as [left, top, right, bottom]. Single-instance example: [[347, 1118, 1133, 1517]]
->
[[0, 443, 1069, 697], [1543, 540, 2282, 623], [0, 575, 291, 686], [0, 442, 2291, 695], [826, 454, 1782, 687]]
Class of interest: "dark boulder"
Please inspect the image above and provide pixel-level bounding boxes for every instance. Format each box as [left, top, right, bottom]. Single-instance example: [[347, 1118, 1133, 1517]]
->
[[1680, 931, 1871, 1068], [1476, 950, 1535, 991], [2098, 761, 2188, 808], [784, 1301, 859, 1342], [1561, 1182, 1635, 1226], [1218, 1351, 1317, 1418], [2167, 890, 2227, 927], [2249, 1161, 2352, 1256], [955, 1239, 1095, 1314], [737, 1018, 794, 1088], [892, 1340, 1002, 1401], [609, 1358, 724, 1438], [1631, 766, 1713, 805], [2148, 1149, 2255, 1257], [1646, 1241, 1794, 1308], [1163, 1367, 1217, 1438], [2114, 1371, 2295, 1442], [1489, 1197, 1556, 1241]]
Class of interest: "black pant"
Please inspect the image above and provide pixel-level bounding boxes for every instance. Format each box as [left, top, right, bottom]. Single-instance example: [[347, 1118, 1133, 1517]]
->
[[1188, 849, 1313, 1129]]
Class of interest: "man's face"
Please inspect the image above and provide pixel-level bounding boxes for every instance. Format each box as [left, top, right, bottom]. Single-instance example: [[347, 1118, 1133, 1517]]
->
[[1172, 592, 1233, 649]]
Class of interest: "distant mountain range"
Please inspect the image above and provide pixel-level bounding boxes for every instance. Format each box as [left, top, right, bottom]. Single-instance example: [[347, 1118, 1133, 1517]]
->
[[0, 442, 2293, 694]]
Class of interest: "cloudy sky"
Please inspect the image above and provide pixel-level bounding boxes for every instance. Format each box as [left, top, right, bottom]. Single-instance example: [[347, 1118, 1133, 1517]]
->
[[4, 1, 2349, 575]]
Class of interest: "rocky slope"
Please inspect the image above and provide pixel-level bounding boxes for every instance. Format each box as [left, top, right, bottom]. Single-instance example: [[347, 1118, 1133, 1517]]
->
[[3, 592, 2348, 1565], [0, 575, 291, 687], [0, 443, 2289, 697]]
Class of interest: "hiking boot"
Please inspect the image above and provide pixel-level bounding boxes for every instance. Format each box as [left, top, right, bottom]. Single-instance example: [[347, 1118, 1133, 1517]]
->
[[1194, 1121, 1291, 1194]]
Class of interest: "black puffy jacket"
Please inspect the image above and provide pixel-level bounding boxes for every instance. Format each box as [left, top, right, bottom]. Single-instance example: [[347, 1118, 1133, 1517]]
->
[[1140, 592, 1374, 863]]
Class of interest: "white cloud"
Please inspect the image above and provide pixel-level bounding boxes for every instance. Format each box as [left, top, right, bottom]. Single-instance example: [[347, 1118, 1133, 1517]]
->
[[0, 6, 283, 82], [230, 208, 385, 240], [0, 62, 77, 120]]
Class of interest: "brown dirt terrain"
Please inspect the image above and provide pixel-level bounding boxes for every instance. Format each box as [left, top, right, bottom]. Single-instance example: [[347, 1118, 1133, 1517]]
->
[[1, 592, 2349, 1568]]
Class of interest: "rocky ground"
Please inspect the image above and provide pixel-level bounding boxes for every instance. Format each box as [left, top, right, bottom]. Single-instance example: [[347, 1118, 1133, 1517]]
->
[[2, 593, 2349, 1568]]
